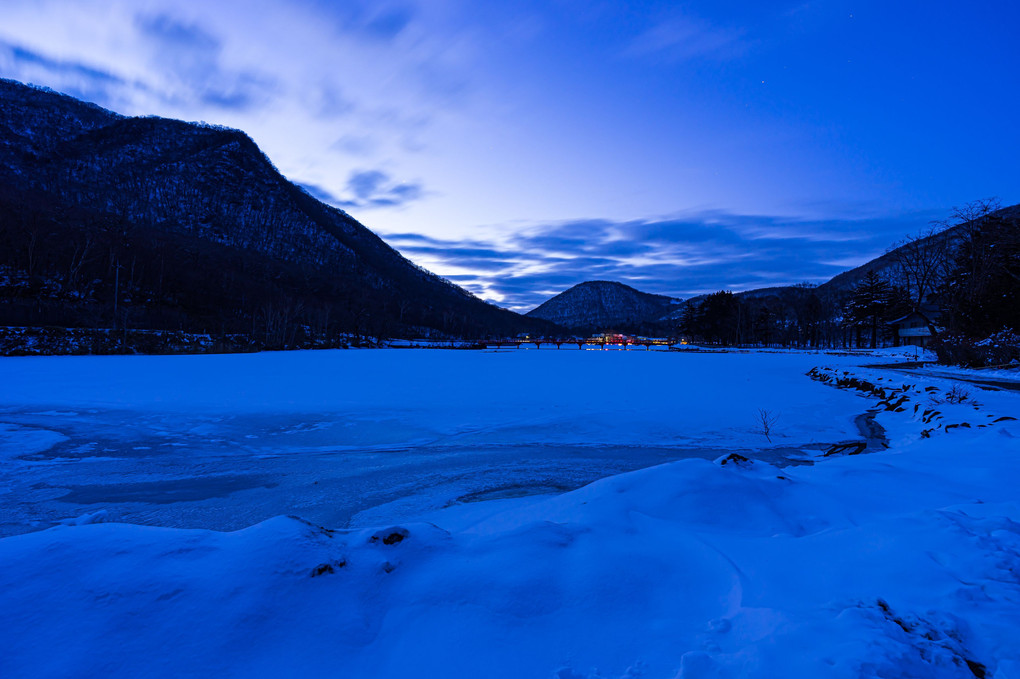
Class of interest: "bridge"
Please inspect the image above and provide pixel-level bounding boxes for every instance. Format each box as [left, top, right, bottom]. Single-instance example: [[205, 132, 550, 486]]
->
[[479, 336, 677, 350]]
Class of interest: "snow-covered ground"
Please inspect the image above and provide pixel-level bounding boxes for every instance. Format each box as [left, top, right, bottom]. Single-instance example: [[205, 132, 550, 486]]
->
[[913, 363, 1020, 385], [1, 348, 1018, 677]]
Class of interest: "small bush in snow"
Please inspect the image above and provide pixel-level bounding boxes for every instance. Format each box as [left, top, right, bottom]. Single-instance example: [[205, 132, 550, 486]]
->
[[933, 329, 1020, 367], [756, 408, 779, 443], [944, 385, 970, 404]]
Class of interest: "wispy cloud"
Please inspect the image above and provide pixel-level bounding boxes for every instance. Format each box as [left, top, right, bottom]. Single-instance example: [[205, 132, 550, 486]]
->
[[0, 0, 467, 201], [0, 39, 135, 109], [134, 12, 277, 111], [305, 0, 417, 42], [360, 4, 416, 41], [304, 170, 425, 210], [329, 133, 378, 157], [624, 13, 747, 62], [0, 13, 277, 115], [382, 210, 933, 311]]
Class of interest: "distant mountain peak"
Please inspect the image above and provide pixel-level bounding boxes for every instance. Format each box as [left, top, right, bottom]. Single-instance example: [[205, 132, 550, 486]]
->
[[526, 280, 680, 333]]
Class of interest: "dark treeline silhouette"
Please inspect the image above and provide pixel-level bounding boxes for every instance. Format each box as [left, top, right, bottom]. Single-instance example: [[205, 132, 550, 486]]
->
[[937, 201, 1020, 337], [676, 286, 861, 349], [678, 199, 1020, 360], [0, 79, 556, 352]]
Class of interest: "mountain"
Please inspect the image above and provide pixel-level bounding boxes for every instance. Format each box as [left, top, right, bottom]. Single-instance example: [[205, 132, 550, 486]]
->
[[0, 78, 555, 348], [525, 281, 680, 334], [817, 204, 1020, 295], [527, 203, 1020, 338], [675, 203, 1020, 304]]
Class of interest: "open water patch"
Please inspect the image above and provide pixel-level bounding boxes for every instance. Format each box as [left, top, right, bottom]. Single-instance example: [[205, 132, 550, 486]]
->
[[56, 475, 279, 505]]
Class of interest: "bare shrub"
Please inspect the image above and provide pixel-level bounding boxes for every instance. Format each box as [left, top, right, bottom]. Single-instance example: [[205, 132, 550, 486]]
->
[[929, 384, 972, 405], [757, 408, 779, 443], [944, 385, 970, 404]]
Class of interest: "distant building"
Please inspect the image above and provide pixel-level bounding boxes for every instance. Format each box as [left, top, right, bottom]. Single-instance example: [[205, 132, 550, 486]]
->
[[888, 308, 941, 348], [596, 332, 630, 343]]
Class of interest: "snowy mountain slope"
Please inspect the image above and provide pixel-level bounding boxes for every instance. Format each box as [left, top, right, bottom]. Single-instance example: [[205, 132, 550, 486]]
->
[[0, 78, 554, 341], [818, 203, 1020, 294], [526, 280, 680, 333]]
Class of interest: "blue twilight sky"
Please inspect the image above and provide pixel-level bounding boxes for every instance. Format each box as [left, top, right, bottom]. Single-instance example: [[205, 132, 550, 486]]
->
[[1, 0, 1018, 310]]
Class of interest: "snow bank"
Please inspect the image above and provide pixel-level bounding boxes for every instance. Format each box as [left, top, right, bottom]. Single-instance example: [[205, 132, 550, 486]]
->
[[916, 363, 1020, 384]]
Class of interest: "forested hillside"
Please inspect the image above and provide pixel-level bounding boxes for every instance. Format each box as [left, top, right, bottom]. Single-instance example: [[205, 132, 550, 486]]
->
[[525, 200, 1018, 356], [674, 200, 1020, 353], [0, 79, 555, 351], [526, 281, 680, 334]]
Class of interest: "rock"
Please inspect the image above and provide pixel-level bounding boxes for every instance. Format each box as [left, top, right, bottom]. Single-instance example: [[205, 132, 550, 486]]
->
[[370, 527, 410, 545], [719, 453, 752, 468]]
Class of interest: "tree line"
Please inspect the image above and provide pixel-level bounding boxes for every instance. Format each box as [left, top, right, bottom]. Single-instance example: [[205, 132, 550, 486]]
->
[[0, 95, 553, 350], [676, 199, 1020, 358]]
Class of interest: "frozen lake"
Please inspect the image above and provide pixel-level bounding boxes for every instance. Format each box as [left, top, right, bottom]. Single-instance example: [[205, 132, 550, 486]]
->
[[7, 346, 1016, 678], [0, 349, 870, 536]]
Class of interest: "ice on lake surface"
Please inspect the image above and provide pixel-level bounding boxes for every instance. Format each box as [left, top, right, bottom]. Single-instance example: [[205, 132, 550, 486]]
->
[[0, 349, 868, 536]]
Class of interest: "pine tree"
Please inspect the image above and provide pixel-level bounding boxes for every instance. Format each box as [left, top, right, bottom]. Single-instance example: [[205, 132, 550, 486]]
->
[[678, 300, 698, 338], [846, 271, 893, 348], [700, 291, 741, 345]]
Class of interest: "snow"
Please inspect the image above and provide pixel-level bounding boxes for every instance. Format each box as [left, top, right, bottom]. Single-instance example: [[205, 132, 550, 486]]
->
[[915, 363, 1020, 384], [0, 348, 1018, 677]]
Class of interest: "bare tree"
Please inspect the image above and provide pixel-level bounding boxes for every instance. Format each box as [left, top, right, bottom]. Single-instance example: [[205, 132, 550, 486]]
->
[[951, 197, 1001, 233], [953, 198, 1020, 284], [66, 231, 98, 294], [941, 198, 1003, 333], [24, 229, 39, 276], [757, 408, 778, 443], [892, 222, 953, 307]]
